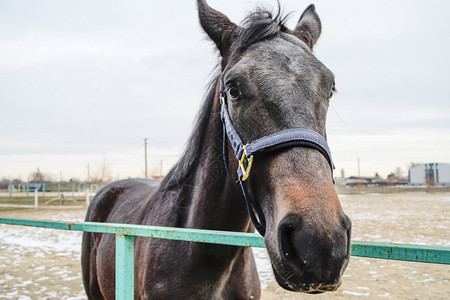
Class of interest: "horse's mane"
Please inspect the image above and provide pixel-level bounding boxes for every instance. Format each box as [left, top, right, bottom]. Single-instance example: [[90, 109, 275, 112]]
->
[[159, 5, 290, 193]]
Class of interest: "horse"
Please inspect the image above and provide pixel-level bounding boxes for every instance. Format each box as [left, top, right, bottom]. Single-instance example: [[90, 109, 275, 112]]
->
[[81, 0, 352, 298]]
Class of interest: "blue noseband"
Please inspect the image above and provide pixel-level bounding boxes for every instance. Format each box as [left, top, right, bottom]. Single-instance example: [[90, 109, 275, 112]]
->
[[220, 83, 334, 236]]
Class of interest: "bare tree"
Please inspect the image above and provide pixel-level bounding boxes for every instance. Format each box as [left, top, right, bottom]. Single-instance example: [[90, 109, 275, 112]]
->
[[29, 167, 50, 183], [91, 157, 113, 184], [407, 162, 422, 170], [395, 166, 403, 178]]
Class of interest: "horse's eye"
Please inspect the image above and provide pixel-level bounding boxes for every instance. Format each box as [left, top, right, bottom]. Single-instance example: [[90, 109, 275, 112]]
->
[[227, 86, 240, 100]]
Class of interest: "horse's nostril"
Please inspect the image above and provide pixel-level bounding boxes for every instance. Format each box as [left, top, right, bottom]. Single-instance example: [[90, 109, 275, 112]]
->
[[341, 214, 352, 260], [280, 224, 294, 258], [342, 214, 352, 231], [278, 215, 306, 267], [345, 222, 352, 259]]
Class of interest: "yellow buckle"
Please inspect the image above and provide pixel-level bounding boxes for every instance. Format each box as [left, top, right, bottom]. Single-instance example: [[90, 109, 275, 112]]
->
[[239, 145, 254, 181], [221, 94, 226, 106]]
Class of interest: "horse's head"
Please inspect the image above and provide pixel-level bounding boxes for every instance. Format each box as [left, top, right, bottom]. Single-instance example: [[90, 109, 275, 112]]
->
[[198, 0, 351, 293]]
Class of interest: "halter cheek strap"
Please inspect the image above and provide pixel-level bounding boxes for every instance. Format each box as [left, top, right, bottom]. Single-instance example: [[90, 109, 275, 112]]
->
[[220, 83, 334, 236]]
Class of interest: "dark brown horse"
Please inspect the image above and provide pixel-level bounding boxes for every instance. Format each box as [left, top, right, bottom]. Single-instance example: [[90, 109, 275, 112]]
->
[[81, 1, 351, 298]]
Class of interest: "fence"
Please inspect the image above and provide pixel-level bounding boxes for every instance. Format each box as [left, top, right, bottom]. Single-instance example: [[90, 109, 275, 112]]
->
[[1, 182, 102, 198], [0, 182, 101, 208], [0, 217, 449, 300]]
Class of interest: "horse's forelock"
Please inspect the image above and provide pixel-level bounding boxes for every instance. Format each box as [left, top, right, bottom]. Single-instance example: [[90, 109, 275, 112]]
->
[[231, 4, 290, 55]]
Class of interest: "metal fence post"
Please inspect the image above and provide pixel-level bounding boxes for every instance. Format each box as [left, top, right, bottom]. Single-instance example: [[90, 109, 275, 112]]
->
[[43, 183, 46, 197], [86, 186, 90, 205], [9, 182, 12, 198], [34, 189, 38, 209], [116, 233, 134, 299]]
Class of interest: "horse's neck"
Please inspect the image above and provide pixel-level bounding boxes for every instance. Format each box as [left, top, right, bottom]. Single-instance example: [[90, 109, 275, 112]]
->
[[149, 81, 250, 232], [185, 97, 251, 232], [141, 84, 254, 295]]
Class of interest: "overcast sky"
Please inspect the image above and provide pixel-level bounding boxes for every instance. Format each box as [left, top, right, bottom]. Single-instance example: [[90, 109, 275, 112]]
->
[[1, 0, 449, 182]]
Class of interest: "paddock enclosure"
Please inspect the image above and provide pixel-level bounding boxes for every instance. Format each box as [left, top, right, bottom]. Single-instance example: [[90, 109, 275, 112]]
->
[[0, 192, 448, 299]]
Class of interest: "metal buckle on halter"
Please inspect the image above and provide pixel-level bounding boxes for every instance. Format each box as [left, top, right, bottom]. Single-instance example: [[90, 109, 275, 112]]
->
[[221, 95, 226, 106], [239, 145, 253, 181], [220, 86, 227, 106]]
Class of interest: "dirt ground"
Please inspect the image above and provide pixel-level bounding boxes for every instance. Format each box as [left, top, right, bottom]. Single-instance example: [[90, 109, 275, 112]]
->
[[0, 193, 449, 299]]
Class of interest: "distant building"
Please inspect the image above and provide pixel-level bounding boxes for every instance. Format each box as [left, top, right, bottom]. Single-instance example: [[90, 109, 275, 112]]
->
[[344, 176, 406, 186], [408, 163, 450, 186]]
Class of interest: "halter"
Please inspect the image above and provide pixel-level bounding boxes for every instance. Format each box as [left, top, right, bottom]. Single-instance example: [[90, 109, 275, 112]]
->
[[220, 83, 334, 236]]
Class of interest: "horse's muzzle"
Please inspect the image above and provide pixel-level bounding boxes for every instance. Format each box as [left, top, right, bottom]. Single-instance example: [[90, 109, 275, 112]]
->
[[274, 213, 352, 293]]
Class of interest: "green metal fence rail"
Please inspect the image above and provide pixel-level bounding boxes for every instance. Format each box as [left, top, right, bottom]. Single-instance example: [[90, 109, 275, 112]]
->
[[1, 217, 449, 299]]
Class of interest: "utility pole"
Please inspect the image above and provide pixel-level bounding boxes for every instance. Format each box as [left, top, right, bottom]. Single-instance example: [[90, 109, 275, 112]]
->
[[357, 157, 360, 177], [160, 160, 163, 178], [144, 138, 148, 179], [87, 164, 90, 183]]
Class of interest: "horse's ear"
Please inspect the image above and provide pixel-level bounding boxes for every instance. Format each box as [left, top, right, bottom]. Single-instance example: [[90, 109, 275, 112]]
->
[[197, 0, 238, 57], [292, 4, 321, 50]]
